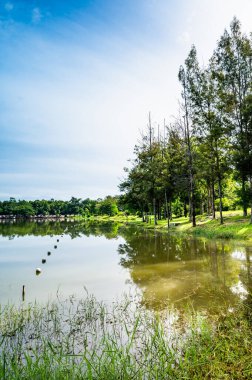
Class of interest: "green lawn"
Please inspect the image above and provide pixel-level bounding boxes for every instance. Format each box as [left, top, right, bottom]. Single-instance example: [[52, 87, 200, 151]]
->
[[86, 210, 252, 241]]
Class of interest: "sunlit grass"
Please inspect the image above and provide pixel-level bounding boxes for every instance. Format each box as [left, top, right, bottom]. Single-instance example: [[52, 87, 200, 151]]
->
[[187, 214, 252, 240], [145, 211, 252, 240], [78, 209, 252, 240], [126, 210, 252, 240]]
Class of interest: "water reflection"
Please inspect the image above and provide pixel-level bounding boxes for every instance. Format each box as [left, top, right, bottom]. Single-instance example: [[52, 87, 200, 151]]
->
[[0, 219, 120, 240], [0, 220, 126, 305], [0, 220, 252, 315], [117, 228, 246, 312], [240, 246, 252, 322]]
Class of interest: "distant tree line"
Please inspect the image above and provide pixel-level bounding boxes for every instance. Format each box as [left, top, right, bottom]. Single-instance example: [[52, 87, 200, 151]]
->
[[120, 18, 252, 225], [0, 196, 119, 218]]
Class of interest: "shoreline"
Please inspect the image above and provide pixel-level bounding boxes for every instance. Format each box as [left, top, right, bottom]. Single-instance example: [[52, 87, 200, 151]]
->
[[89, 211, 252, 241], [1, 211, 252, 241]]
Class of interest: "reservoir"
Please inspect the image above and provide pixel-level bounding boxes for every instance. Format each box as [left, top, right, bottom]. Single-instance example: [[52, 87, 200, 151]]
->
[[0, 220, 251, 314]]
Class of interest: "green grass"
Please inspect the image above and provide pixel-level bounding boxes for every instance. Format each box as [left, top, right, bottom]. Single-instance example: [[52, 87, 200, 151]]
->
[[87, 210, 252, 241], [0, 294, 251, 379], [176, 212, 252, 240]]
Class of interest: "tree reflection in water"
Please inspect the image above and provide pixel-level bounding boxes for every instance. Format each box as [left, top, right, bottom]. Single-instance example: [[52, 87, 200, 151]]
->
[[0, 221, 251, 314], [118, 227, 251, 313]]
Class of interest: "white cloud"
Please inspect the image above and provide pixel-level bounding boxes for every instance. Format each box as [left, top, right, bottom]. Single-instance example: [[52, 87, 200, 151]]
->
[[176, 0, 252, 64], [32, 7, 42, 24], [4, 2, 13, 11], [1, 0, 252, 199], [0, 41, 178, 199]]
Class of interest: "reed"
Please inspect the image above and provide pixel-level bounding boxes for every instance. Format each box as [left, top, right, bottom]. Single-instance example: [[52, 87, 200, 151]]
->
[[0, 294, 251, 379]]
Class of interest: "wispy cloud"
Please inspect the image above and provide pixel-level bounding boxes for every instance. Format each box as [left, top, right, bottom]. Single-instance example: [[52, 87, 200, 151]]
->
[[32, 7, 42, 24], [177, 31, 191, 45], [4, 2, 13, 12], [1, 0, 252, 200]]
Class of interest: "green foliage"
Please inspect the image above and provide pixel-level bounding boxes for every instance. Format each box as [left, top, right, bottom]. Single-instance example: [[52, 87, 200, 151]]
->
[[0, 196, 119, 218], [96, 196, 119, 216], [120, 18, 252, 225], [172, 197, 183, 217]]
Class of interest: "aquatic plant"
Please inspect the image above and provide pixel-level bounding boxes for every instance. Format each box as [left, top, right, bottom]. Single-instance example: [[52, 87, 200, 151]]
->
[[0, 294, 251, 379]]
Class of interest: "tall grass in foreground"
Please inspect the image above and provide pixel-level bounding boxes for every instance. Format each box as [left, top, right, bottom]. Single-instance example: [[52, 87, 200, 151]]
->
[[0, 294, 251, 379]]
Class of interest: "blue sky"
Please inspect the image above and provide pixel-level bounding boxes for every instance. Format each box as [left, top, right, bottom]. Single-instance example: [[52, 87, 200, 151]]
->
[[1, 0, 252, 200]]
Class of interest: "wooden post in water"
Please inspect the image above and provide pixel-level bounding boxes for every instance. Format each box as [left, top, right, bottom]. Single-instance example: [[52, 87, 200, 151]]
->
[[22, 285, 25, 302]]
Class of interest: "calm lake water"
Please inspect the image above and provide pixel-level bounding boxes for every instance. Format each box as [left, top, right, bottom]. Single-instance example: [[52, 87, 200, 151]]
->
[[0, 220, 251, 313]]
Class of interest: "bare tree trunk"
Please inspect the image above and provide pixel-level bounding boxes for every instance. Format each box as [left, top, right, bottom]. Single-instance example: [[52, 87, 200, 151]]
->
[[218, 176, 224, 225], [191, 185, 196, 227], [249, 176, 252, 224], [242, 176, 248, 217], [215, 140, 223, 225], [180, 68, 196, 227], [165, 191, 170, 229], [157, 200, 161, 220], [188, 189, 192, 222], [207, 186, 211, 215], [142, 210, 145, 223], [211, 180, 216, 219], [184, 114, 196, 227], [184, 201, 188, 217], [153, 198, 157, 225], [201, 199, 204, 215]]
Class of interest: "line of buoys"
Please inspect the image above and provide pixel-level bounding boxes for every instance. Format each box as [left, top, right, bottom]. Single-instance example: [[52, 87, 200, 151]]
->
[[27, 235, 64, 302], [34, 236, 62, 278]]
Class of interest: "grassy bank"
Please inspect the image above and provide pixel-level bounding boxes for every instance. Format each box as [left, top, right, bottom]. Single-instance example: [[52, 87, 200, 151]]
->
[[87, 210, 252, 241], [181, 213, 252, 240], [0, 295, 251, 379]]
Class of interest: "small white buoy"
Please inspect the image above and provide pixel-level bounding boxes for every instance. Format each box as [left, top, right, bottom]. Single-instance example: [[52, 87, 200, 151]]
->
[[36, 268, 42, 275]]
